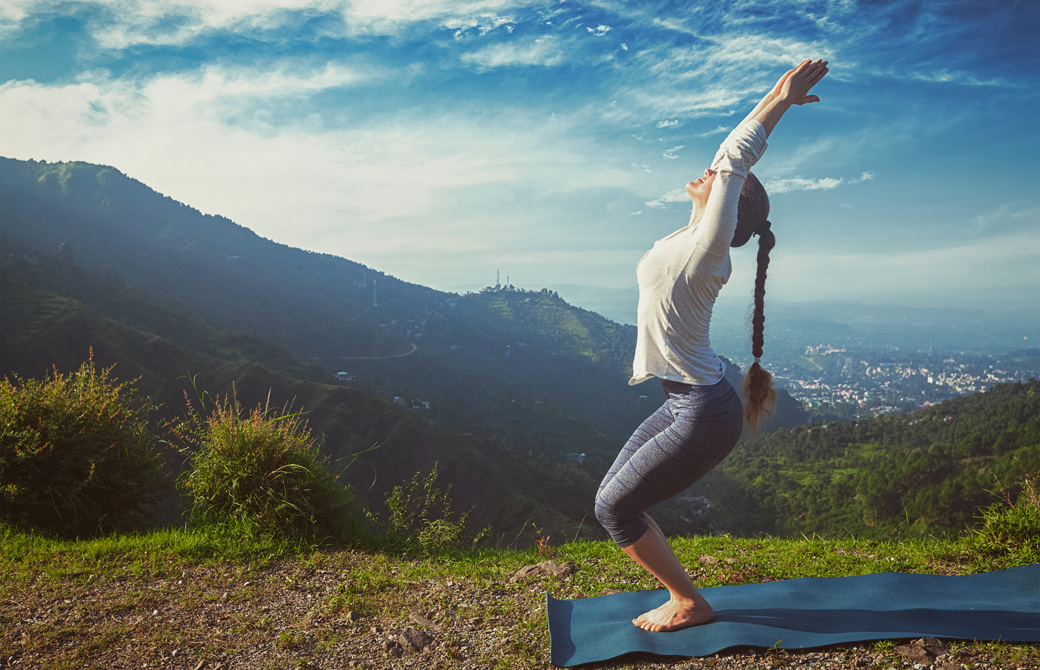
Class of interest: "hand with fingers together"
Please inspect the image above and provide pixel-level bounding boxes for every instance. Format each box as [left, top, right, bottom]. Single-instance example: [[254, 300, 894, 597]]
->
[[778, 58, 829, 106]]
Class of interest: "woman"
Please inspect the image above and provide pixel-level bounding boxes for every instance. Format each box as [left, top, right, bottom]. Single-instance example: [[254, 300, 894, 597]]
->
[[594, 59, 829, 633]]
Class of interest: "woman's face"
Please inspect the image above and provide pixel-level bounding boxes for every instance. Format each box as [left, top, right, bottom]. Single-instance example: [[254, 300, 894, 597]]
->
[[686, 168, 717, 209]]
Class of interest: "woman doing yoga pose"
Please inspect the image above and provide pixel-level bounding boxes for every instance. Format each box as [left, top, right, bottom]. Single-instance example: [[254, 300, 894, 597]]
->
[[594, 59, 830, 633]]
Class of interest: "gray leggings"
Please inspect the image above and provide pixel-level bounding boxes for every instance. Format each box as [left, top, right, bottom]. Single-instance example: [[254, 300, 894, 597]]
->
[[595, 377, 743, 547]]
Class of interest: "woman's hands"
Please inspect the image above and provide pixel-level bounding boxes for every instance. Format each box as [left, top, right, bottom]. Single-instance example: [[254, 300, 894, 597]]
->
[[752, 58, 830, 139], [776, 58, 828, 105]]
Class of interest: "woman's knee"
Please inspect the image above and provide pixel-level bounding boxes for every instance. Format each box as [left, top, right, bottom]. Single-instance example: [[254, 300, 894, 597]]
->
[[595, 489, 647, 546]]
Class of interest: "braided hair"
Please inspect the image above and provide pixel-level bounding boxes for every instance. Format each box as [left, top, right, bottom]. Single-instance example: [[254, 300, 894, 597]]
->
[[733, 173, 776, 433]]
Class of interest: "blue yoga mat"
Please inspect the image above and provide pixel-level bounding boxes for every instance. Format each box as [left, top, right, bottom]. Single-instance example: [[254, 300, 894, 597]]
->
[[547, 564, 1040, 667]]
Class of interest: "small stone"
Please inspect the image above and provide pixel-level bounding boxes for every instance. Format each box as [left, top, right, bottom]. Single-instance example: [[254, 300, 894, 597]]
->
[[918, 636, 949, 655], [699, 555, 720, 565], [513, 560, 576, 580], [895, 640, 936, 665], [398, 626, 434, 655]]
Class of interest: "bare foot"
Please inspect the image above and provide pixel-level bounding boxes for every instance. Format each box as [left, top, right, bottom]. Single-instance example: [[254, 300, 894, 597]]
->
[[632, 596, 714, 632]]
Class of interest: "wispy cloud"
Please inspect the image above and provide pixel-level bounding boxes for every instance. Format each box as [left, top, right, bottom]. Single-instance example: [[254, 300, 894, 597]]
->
[[661, 145, 683, 160], [445, 13, 517, 39], [971, 203, 1040, 230], [763, 172, 872, 194], [1, 0, 543, 47], [646, 188, 687, 209], [462, 35, 566, 69], [764, 176, 844, 194], [695, 124, 729, 138]]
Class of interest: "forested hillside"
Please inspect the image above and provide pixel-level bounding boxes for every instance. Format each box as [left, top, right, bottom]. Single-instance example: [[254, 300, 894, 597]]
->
[[696, 380, 1040, 539]]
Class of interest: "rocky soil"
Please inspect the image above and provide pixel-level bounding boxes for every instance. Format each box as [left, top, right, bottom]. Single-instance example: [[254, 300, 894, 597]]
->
[[3, 555, 1037, 669]]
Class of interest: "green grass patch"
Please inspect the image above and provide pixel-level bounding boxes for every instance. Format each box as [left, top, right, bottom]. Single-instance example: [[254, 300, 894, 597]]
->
[[2, 521, 1036, 670]]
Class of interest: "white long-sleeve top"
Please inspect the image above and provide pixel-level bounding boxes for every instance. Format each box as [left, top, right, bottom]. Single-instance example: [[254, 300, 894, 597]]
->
[[629, 119, 768, 386]]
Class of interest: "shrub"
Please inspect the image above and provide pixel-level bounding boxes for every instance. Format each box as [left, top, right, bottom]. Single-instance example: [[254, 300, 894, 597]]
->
[[384, 462, 487, 554], [175, 389, 365, 545], [0, 355, 165, 537], [966, 474, 1040, 568]]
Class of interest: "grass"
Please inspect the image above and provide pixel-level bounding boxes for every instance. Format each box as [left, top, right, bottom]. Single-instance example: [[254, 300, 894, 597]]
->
[[2, 523, 1037, 669]]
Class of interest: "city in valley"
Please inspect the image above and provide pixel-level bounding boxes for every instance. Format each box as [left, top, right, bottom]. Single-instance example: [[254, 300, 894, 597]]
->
[[765, 345, 1039, 421]]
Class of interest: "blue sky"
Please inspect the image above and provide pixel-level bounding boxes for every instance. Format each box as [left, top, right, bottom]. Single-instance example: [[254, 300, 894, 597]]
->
[[1, 0, 1038, 325]]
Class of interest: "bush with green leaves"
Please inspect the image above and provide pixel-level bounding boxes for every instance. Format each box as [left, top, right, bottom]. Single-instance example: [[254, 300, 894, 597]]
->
[[966, 475, 1040, 568], [0, 356, 165, 537], [384, 462, 487, 554], [176, 390, 365, 545]]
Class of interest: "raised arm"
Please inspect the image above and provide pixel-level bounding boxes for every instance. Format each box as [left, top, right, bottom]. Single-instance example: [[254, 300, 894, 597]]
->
[[696, 60, 828, 255], [750, 58, 829, 138], [737, 68, 792, 127]]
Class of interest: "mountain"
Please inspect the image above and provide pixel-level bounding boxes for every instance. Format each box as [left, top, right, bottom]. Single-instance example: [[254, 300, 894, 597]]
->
[[0, 156, 809, 540]]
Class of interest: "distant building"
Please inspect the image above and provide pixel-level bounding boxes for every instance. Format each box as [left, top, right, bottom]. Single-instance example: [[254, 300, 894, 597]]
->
[[336, 372, 355, 382]]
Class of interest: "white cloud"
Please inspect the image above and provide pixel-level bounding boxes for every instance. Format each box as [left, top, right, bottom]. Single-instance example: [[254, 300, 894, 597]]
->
[[443, 13, 516, 37], [462, 35, 565, 69], [0, 0, 543, 47], [345, 0, 530, 29], [585, 24, 611, 36], [764, 170, 875, 194], [656, 119, 682, 129], [646, 188, 688, 209], [695, 124, 728, 138], [661, 145, 684, 160], [611, 85, 742, 121], [764, 176, 843, 194]]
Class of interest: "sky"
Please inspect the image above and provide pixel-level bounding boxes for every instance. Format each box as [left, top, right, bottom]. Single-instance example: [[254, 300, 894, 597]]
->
[[1, 0, 1038, 325]]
